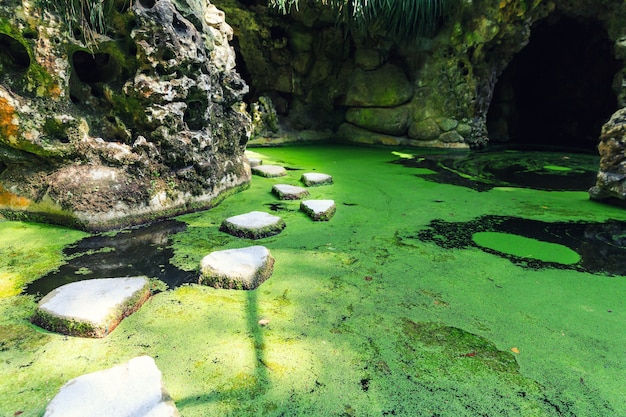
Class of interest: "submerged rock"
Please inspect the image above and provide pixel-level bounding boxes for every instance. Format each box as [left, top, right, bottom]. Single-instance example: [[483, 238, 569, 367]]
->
[[32, 277, 151, 338], [44, 356, 179, 417], [0, 0, 251, 231]]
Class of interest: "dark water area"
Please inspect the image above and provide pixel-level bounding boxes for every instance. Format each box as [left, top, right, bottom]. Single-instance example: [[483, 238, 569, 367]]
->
[[25, 219, 195, 298], [404, 215, 626, 275], [397, 148, 599, 192]]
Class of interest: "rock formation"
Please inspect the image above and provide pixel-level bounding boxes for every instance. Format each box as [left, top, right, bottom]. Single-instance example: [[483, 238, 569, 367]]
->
[[589, 108, 626, 204], [0, 0, 251, 231], [214, 0, 625, 150]]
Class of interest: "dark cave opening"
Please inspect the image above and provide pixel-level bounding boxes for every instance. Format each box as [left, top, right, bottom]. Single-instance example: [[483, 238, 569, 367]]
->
[[487, 14, 622, 151], [72, 51, 119, 84]]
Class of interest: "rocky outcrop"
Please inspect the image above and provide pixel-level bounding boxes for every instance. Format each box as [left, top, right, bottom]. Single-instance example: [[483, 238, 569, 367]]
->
[[213, 0, 625, 150], [589, 108, 626, 203], [0, 0, 251, 231]]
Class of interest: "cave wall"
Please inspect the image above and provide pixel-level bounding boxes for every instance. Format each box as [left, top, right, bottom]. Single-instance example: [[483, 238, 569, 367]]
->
[[215, 0, 626, 149], [0, 0, 251, 231]]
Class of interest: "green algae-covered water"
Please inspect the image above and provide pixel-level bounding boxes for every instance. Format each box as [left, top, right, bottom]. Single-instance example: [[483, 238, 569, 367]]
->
[[1, 145, 626, 416]]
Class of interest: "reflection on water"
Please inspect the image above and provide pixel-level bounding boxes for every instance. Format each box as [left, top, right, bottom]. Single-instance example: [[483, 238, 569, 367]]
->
[[396, 148, 599, 191], [25, 220, 195, 297]]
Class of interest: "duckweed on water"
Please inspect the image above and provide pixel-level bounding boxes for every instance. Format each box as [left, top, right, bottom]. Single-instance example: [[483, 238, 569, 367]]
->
[[1, 145, 626, 416]]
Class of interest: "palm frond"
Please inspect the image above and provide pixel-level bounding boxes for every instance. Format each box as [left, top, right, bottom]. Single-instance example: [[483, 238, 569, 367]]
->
[[270, 0, 453, 41]]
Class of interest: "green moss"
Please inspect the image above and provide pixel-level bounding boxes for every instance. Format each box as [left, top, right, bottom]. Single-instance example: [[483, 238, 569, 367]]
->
[[472, 231, 581, 265]]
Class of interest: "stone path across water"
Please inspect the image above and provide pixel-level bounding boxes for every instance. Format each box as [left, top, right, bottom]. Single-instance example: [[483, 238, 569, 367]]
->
[[43, 356, 179, 417], [32, 277, 151, 338], [199, 246, 275, 290]]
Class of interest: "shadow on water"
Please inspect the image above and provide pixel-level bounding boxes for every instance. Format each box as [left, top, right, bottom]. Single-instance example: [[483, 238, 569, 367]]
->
[[25, 219, 196, 298], [402, 215, 626, 276], [396, 147, 599, 192]]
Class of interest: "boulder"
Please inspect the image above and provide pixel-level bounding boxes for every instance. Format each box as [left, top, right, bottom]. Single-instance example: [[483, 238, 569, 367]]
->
[[272, 184, 310, 200], [220, 211, 286, 239], [342, 64, 414, 107], [0, 0, 251, 231], [199, 246, 275, 289], [32, 277, 151, 338], [590, 108, 626, 203], [43, 356, 178, 417], [345, 106, 410, 136], [300, 199, 336, 221]]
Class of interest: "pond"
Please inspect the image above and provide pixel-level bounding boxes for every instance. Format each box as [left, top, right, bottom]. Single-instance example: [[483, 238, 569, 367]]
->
[[2, 145, 626, 417]]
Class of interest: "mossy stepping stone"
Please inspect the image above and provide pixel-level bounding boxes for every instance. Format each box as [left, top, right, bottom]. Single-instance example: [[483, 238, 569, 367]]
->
[[252, 164, 287, 177], [272, 184, 310, 200], [199, 246, 275, 290], [44, 356, 179, 417], [301, 172, 333, 186], [301, 199, 336, 221], [247, 157, 262, 167], [32, 277, 151, 338], [220, 211, 285, 239]]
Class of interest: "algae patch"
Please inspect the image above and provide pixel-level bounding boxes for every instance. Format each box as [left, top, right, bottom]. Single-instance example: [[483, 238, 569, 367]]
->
[[472, 232, 581, 265]]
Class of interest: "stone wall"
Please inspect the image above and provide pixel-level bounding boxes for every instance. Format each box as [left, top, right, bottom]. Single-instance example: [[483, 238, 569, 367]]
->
[[0, 0, 251, 231], [215, 0, 626, 149]]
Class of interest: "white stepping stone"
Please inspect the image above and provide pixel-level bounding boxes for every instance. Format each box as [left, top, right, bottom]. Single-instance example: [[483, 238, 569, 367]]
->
[[199, 246, 275, 290], [32, 277, 150, 338], [220, 210, 285, 239], [272, 184, 310, 200], [43, 356, 179, 417], [252, 164, 287, 177], [247, 157, 262, 167], [301, 172, 333, 186], [301, 199, 336, 221]]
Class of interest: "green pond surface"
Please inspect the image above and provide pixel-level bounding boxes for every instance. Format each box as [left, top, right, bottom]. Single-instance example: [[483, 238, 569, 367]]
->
[[1, 145, 626, 416]]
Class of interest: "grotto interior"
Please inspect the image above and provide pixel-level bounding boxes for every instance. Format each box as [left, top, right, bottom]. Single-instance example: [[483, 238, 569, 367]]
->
[[487, 13, 622, 151]]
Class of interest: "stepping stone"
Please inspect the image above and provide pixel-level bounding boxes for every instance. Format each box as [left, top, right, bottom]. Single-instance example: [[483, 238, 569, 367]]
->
[[301, 172, 333, 186], [32, 277, 151, 338], [43, 356, 178, 417], [247, 157, 262, 167], [220, 210, 285, 239], [252, 164, 287, 177], [272, 184, 310, 200], [199, 246, 275, 290], [300, 199, 336, 221]]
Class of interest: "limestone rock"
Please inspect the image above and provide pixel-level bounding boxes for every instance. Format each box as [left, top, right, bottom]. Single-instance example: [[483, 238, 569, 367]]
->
[[300, 199, 336, 221], [301, 172, 333, 187], [220, 211, 286, 239], [247, 157, 262, 167], [343, 64, 414, 107], [199, 246, 275, 289], [252, 165, 287, 177], [590, 108, 626, 203], [32, 277, 151, 338], [43, 356, 179, 417], [0, 0, 251, 231], [272, 184, 310, 200], [345, 106, 410, 136]]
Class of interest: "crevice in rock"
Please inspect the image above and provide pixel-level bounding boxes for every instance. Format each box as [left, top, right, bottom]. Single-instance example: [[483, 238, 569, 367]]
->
[[487, 14, 621, 150], [0, 33, 30, 72], [72, 51, 120, 84]]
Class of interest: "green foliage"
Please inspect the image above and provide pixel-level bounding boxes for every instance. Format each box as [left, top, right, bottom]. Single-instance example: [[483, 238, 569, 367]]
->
[[271, 0, 454, 41], [37, 0, 125, 46]]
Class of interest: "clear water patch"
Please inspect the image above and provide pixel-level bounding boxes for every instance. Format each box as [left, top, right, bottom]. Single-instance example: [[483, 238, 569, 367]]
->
[[25, 220, 195, 298], [403, 215, 626, 275]]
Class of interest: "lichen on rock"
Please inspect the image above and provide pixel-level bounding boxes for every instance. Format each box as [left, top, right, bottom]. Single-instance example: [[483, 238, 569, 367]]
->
[[0, 0, 252, 231]]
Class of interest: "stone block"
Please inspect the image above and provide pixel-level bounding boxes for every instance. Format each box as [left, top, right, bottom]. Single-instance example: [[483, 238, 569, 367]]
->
[[220, 211, 286, 239], [300, 199, 336, 221], [301, 172, 333, 187], [199, 246, 275, 290], [272, 184, 310, 200]]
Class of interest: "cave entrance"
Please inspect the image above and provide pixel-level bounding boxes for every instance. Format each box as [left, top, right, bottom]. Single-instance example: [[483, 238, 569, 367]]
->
[[487, 14, 621, 151]]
